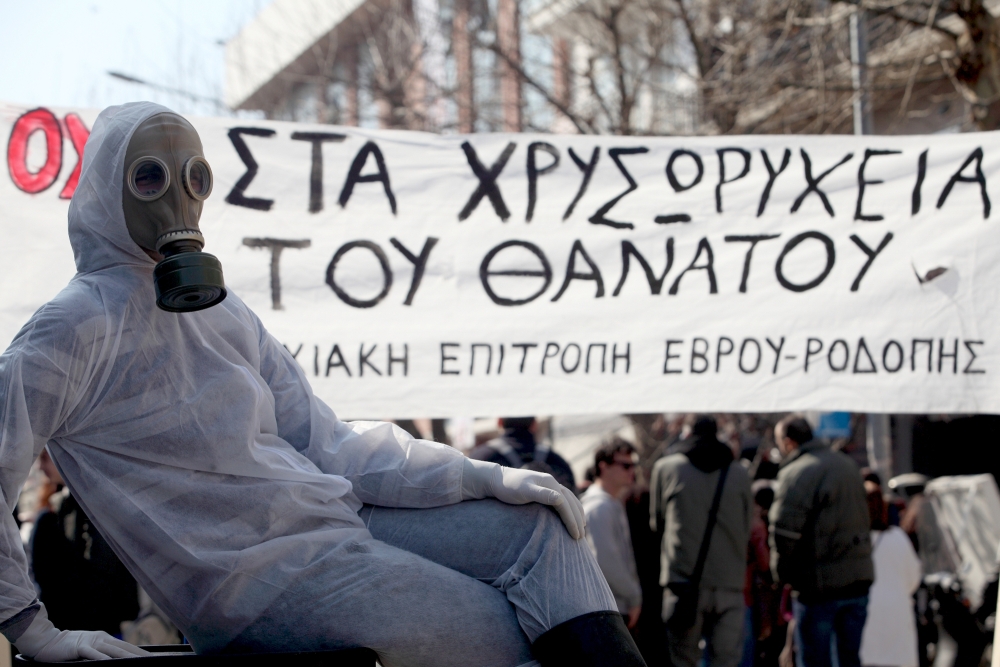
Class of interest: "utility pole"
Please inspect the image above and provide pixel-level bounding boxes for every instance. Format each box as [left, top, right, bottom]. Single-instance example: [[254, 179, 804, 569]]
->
[[852, 7, 892, 481], [849, 9, 873, 135]]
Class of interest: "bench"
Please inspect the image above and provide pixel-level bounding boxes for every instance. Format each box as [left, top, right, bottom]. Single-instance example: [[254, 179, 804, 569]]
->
[[15, 645, 377, 666]]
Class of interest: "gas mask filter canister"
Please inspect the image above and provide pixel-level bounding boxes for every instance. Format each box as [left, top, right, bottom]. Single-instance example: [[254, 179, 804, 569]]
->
[[122, 113, 227, 313]]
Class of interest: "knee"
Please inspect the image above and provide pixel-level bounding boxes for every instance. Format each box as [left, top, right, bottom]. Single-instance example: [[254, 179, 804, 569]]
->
[[482, 500, 582, 555]]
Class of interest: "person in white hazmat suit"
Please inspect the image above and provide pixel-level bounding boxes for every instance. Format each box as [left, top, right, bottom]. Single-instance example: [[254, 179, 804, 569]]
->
[[0, 102, 648, 667]]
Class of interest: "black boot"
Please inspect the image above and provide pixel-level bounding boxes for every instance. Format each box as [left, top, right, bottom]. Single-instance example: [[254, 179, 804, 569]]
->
[[531, 611, 647, 667]]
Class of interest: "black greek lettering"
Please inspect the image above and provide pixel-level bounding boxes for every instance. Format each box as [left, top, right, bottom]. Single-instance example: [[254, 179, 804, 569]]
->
[[513, 343, 538, 372], [337, 141, 396, 214], [613, 239, 674, 296], [586, 343, 607, 373], [666, 149, 704, 192], [724, 235, 780, 293], [828, 339, 849, 372], [912, 149, 927, 215], [716, 148, 751, 213], [716, 337, 734, 372], [326, 344, 351, 376], [853, 338, 877, 373], [964, 340, 985, 374], [242, 237, 312, 310], [359, 344, 382, 376], [691, 338, 709, 374], [313, 345, 320, 376], [854, 149, 900, 222], [497, 344, 505, 374], [791, 149, 853, 217], [440, 343, 460, 375], [284, 343, 304, 360], [480, 241, 552, 306], [563, 147, 599, 220], [589, 147, 648, 229], [470, 343, 492, 375], [805, 338, 824, 372], [225, 127, 276, 211], [668, 238, 717, 295], [387, 344, 408, 376], [561, 344, 582, 373], [758, 148, 791, 217], [526, 142, 559, 222], [541, 343, 560, 374], [326, 241, 393, 308], [912, 339, 933, 372], [937, 147, 990, 219], [663, 340, 683, 374], [739, 338, 762, 373], [290, 131, 346, 213], [766, 337, 785, 374], [849, 233, 893, 292], [551, 240, 605, 301], [458, 141, 516, 221], [390, 237, 439, 306], [775, 232, 835, 293], [938, 338, 958, 374], [613, 343, 630, 373], [882, 340, 903, 373]]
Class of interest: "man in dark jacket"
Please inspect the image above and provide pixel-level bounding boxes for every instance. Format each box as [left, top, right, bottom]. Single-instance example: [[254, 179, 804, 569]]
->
[[649, 416, 752, 667], [31, 450, 139, 636], [468, 417, 576, 490], [769, 415, 873, 667]]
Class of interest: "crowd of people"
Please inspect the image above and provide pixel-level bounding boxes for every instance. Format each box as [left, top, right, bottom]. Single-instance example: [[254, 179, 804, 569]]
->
[[420, 411, 954, 667], [560, 413, 975, 667], [9, 410, 981, 666]]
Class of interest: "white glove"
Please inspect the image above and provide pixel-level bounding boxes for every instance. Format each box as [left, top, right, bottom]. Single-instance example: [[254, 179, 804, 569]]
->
[[462, 458, 586, 539], [14, 605, 149, 662]]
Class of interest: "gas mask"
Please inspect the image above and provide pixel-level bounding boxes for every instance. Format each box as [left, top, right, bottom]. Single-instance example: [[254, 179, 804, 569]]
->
[[122, 113, 226, 313]]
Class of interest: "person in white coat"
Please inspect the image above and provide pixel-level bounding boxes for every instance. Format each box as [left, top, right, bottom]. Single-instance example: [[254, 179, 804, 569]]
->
[[0, 102, 647, 667], [860, 483, 922, 667]]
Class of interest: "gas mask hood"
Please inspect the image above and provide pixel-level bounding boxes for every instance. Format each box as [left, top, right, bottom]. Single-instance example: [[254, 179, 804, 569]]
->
[[122, 112, 226, 313]]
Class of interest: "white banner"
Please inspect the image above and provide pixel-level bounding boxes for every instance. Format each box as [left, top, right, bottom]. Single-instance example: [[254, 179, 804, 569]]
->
[[1, 103, 997, 417]]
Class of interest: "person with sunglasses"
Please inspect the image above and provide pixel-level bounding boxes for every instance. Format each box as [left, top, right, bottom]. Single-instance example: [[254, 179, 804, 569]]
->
[[582, 438, 643, 631]]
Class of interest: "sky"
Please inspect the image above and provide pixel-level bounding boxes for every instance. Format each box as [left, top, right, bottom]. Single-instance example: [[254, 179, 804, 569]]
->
[[0, 0, 270, 116]]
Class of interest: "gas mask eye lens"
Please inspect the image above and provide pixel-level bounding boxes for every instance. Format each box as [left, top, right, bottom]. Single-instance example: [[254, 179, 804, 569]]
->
[[127, 157, 170, 201], [182, 157, 213, 200]]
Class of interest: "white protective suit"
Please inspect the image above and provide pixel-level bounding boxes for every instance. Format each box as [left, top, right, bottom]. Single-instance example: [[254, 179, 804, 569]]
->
[[0, 103, 615, 664]]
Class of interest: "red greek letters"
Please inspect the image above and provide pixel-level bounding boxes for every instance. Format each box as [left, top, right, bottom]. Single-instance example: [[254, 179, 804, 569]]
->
[[6, 108, 90, 198]]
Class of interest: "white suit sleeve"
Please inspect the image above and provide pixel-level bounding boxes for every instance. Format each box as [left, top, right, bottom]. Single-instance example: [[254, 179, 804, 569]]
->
[[0, 312, 93, 639], [256, 324, 465, 508]]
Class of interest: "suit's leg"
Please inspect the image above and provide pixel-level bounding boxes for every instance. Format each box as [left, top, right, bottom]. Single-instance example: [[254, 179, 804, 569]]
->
[[360, 499, 617, 641], [225, 532, 536, 667]]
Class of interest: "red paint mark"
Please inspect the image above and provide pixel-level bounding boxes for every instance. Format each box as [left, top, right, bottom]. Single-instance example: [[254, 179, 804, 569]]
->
[[59, 113, 90, 199], [7, 108, 63, 194]]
